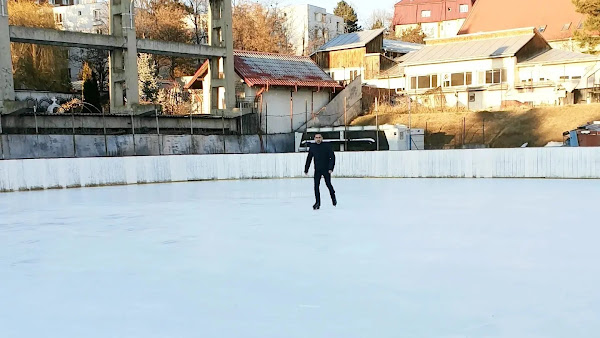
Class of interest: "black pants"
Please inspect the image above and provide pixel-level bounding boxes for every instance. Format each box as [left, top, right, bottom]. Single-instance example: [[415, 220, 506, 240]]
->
[[314, 170, 335, 204]]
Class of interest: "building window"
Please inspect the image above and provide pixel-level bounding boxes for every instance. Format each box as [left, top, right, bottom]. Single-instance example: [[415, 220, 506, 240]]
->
[[443, 72, 472, 87], [469, 93, 475, 102], [78, 11, 82, 16], [94, 9, 101, 21], [421, 10, 431, 18], [572, 76, 582, 80], [485, 69, 507, 84], [459, 4, 469, 13], [412, 75, 438, 89], [559, 76, 569, 81], [538, 25, 547, 33], [562, 23, 572, 31], [451, 73, 465, 86], [55, 13, 63, 24]]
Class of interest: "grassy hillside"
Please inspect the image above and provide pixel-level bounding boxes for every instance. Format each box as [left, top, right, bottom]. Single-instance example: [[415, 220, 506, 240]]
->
[[351, 104, 600, 148]]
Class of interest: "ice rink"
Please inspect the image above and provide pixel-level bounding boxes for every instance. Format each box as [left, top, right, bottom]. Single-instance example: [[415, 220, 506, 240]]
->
[[1, 178, 599, 338]]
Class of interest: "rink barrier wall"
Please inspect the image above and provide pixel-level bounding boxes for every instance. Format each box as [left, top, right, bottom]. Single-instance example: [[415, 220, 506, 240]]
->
[[1, 147, 599, 192]]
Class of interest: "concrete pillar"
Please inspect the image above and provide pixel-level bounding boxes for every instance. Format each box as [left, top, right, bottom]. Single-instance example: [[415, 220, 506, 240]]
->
[[109, 0, 139, 113], [208, 0, 235, 113], [0, 0, 15, 112]]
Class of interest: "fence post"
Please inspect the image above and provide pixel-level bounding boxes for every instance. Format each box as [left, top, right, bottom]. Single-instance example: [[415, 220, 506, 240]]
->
[[190, 111, 195, 154], [462, 117, 466, 147], [222, 111, 226, 153], [131, 112, 136, 156], [375, 97, 379, 151], [482, 118, 485, 145], [33, 105, 39, 135], [102, 107, 108, 156], [0, 113, 3, 160], [344, 96, 347, 151], [155, 107, 161, 156], [72, 108, 76, 157]]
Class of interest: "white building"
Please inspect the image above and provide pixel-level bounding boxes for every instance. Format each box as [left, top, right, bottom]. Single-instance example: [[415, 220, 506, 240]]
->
[[398, 28, 600, 110], [50, 0, 107, 34], [281, 4, 345, 56], [185, 51, 341, 134], [48, 0, 108, 83]]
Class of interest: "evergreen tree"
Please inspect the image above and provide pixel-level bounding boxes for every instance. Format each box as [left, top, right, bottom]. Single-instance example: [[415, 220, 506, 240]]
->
[[137, 53, 160, 103], [572, 0, 600, 54], [81, 62, 101, 112], [334, 1, 361, 33]]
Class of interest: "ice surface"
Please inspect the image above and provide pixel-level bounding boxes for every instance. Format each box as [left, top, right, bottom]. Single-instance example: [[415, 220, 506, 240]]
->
[[1, 178, 600, 338]]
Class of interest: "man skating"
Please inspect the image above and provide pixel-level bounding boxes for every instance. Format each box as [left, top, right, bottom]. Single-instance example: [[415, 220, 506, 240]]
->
[[304, 134, 336, 210]]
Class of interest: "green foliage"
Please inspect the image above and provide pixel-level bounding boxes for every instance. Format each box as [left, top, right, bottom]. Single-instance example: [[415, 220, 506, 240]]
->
[[82, 63, 101, 112], [334, 1, 361, 33], [371, 19, 384, 30], [138, 53, 160, 103], [572, 0, 600, 53], [399, 25, 427, 44]]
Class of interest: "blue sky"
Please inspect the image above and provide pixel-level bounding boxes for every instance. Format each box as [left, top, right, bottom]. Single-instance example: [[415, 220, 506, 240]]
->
[[268, 0, 399, 27]]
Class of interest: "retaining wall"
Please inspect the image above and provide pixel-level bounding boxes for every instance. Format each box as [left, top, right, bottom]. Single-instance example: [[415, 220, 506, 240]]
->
[[1, 147, 599, 192], [0, 134, 295, 159]]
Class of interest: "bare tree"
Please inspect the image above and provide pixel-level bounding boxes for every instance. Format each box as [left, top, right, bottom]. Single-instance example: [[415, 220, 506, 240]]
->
[[232, 1, 293, 54]]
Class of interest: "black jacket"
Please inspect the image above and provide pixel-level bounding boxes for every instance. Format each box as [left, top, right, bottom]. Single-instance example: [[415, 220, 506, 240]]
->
[[305, 142, 336, 173]]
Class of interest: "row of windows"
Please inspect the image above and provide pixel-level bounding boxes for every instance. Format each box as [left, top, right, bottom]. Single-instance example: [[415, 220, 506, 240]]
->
[[409, 70, 507, 90], [54, 9, 101, 24], [538, 22, 583, 33], [421, 4, 468, 18]]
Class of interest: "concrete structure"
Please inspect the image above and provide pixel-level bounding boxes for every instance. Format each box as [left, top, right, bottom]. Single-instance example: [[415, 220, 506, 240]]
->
[[1, 147, 599, 192], [458, 0, 590, 52], [399, 28, 600, 110], [281, 4, 344, 56], [0, 133, 295, 160], [0, 0, 237, 117], [393, 0, 476, 39], [185, 51, 341, 134]]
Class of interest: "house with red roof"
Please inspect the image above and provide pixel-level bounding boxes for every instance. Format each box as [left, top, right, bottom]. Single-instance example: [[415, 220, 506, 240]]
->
[[457, 0, 587, 52], [185, 51, 341, 134], [392, 0, 476, 39]]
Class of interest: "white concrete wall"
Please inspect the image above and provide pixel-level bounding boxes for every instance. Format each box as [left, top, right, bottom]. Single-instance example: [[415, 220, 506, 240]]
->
[[518, 62, 596, 83], [364, 77, 406, 90], [260, 88, 331, 134], [327, 67, 364, 82], [1, 148, 599, 192]]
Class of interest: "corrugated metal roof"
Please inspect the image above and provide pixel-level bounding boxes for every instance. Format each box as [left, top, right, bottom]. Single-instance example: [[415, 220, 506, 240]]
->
[[399, 32, 536, 66], [382, 39, 424, 54], [316, 29, 385, 52], [185, 51, 340, 89], [519, 49, 598, 65], [233, 51, 341, 88]]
